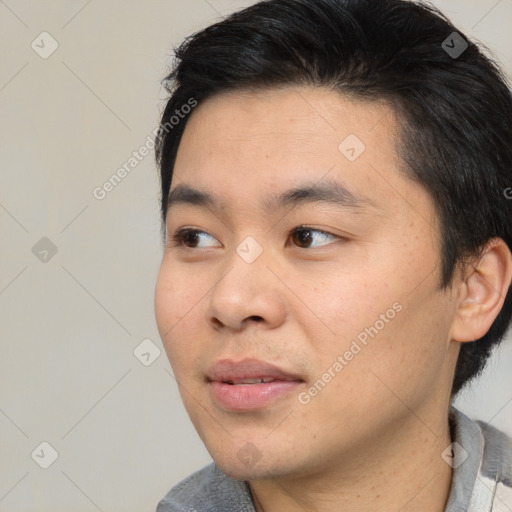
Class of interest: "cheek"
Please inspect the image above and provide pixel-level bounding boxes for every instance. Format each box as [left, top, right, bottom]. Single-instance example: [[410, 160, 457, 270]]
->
[[154, 262, 207, 365], [303, 270, 395, 342], [155, 259, 206, 324], [346, 289, 454, 409], [301, 262, 448, 397]]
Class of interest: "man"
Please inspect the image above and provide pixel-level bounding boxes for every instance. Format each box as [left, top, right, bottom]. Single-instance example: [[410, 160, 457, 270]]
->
[[153, 0, 512, 510]]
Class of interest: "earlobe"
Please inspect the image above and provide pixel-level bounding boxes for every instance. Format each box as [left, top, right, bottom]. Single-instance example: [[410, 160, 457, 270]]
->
[[450, 238, 512, 343]]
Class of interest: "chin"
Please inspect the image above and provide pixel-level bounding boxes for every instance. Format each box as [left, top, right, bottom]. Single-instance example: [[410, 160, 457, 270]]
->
[[217, 463, 267, 481], [214, 458, 285, 481], [207, 443, 302, 482]]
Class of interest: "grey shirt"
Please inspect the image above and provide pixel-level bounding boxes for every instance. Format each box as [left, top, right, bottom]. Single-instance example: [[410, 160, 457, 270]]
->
[[156, 407, 512, 511]]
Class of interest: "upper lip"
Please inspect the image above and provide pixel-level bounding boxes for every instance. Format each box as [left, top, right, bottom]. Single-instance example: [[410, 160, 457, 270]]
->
[[206, 358, 304, 383]]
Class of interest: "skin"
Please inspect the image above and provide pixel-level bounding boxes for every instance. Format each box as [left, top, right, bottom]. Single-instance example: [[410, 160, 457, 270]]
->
[[154, 86, 512, 511]]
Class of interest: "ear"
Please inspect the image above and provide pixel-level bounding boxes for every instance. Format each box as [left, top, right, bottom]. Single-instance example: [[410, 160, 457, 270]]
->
[[450, 238, 512, 343]]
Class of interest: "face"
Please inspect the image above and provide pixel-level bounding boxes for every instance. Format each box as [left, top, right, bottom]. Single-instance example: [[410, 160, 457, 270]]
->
[[154, 87, 460, 481]]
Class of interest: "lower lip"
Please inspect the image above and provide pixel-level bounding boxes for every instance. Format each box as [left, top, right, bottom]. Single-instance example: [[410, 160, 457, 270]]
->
[[209, 380, 302, 410]]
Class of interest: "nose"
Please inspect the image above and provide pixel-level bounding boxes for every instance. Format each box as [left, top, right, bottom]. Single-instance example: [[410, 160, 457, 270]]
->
[[205, 248, 287, 332]]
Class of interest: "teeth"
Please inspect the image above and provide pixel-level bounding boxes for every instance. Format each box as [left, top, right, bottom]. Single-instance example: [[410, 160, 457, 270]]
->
[[229, 378, 275, 384]]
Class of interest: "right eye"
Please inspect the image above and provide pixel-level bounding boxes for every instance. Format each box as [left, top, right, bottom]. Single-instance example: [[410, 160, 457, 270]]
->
[[170, 228, 222, 249]]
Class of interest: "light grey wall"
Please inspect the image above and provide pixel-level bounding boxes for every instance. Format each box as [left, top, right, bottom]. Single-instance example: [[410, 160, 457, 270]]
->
[[0, 1, 510, 511]]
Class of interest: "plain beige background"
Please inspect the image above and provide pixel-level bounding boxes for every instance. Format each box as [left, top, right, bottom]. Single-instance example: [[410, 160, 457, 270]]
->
[[1, 1, 511, 511]]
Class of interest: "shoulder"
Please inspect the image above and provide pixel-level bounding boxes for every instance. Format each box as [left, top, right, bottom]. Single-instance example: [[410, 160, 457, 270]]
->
[[156, 462, 255, 512], [474, 417, 512, 507], [448, 406, 512, 511]]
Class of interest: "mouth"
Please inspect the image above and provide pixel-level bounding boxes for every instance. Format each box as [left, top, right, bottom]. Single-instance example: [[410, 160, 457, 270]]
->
[[206, 358, 304, 411]]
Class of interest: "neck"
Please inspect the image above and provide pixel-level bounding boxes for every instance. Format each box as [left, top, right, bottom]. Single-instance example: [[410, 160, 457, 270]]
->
[[248, 408, 453, 512]]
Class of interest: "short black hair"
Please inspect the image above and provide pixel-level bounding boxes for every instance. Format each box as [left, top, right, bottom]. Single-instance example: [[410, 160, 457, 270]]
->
[[155, 0, 512, 396]]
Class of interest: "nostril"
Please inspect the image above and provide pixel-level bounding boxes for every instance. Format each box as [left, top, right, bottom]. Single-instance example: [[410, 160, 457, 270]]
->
[[208, 315, 264, 330], [210, 317, 224, 328]]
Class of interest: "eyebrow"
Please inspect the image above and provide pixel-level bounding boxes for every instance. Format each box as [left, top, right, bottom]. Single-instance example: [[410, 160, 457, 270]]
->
[[166, 179, 378, 215]]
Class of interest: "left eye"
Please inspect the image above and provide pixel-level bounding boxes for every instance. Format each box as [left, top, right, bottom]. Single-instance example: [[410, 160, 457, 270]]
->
[[289, 227, 339, 248]]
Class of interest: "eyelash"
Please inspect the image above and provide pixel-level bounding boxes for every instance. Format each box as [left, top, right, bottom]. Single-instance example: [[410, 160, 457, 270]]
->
[[170, 228, 218, 249], [169, 226, 340, 249]]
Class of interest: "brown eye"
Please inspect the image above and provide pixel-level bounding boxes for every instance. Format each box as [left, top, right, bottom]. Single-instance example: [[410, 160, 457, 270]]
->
[[291, 228, 314, 248], [171, 228, 220, 249], [182, 231, 200, 247], [290, 227, 339, 248]]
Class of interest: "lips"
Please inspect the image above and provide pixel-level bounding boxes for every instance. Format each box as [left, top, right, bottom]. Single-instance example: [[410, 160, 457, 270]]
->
[[207, 358, 303, 383], [206, 358, 304, 411]]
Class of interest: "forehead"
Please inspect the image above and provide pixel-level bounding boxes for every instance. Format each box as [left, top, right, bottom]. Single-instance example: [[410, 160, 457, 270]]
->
[[176, 86, 397, 166], [171, 86, 435, 227]]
